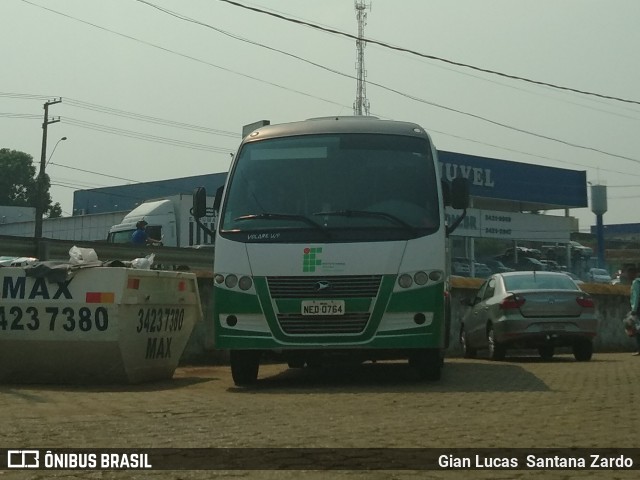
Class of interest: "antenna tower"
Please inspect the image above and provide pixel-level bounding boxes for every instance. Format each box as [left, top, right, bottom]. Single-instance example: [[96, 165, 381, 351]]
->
[[353, 0, 371, 116]]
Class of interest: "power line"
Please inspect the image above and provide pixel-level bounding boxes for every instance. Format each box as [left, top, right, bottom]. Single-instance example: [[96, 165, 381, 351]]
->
[[13, 2, 640, 168], [2, 92, 243, 146], [431, 129, 640, 179], [50, 171, 217, 204], [0, 112, 41, 120], [214, 0, 640, 106], [131, 0, 640, 164], [51, 181, 111, 191], [63, 98, 241, 138], [19, 0, 347, 110], [62, 117, 234, 154], [0, 92, 52, 101], [50, 162, 141, 183], [6, 90, 640, 174]]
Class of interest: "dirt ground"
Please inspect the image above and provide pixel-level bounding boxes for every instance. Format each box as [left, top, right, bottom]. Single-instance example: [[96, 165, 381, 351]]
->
[[2, 352, 640, 480]]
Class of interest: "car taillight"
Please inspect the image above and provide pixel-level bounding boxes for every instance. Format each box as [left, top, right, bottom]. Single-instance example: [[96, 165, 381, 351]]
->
[[576, 296, 594, 308], [500, 295, 525, 310]]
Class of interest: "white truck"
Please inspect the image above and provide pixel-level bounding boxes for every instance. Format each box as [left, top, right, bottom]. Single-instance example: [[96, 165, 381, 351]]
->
[[0, 211, 127, 241], [107, 194, 216, 247]]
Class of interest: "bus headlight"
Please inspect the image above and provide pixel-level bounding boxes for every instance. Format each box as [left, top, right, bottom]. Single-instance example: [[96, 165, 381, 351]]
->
[[215, 273, 254, 291], [413, 271, 429, 285], [398, 273, 413, 288], [238, 276, 253, 291], [429, 270, 443, 282], [225, 274, 238, 288]]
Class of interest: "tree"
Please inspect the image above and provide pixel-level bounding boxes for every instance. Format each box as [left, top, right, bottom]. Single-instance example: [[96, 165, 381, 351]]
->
[[0, 148, 62, 218]]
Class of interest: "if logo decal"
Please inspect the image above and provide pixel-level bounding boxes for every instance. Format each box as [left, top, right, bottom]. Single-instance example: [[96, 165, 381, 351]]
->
[[302, 247, 322, 272]]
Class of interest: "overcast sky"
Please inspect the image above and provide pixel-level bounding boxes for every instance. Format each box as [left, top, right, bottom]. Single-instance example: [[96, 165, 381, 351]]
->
[[2, 0, 639, 231]]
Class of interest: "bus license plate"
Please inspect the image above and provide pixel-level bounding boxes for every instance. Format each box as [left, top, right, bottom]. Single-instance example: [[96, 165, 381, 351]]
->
[[301, 300, 345, 316]]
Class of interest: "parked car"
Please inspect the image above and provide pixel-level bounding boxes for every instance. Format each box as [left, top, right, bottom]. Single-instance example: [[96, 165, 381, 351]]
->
[[451, 258, 492, 278], [543, 242, 593, 260], [570, 241, 593, 258], [474, 263, 492, 278], [481, 258, 515, 274], [540, 259, 561, 271], [587, 268, 612, 284], [459, 271, 597, 361], [503, 256, 546, 271], [451, 257, 471, 277], [503, 246, 542, 260], [452, 261, 470, 277], [561, 271, 584, 285]]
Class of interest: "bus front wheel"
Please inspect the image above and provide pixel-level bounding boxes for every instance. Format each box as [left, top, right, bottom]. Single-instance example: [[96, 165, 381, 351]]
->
[[230, 350, 260, 386]]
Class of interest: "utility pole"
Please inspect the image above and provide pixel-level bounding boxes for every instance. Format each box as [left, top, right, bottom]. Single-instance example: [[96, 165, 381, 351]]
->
[[35, 97, 62, 238], [353, 0, 371, 116]]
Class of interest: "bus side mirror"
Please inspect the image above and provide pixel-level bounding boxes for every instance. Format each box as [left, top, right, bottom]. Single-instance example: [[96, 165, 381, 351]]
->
[[193, 187, 208, 219], [450, 177, 470, 210], [213, 185, 224, 212]]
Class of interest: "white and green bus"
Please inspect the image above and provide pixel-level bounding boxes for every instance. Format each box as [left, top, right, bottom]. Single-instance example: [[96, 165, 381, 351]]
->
[[194, 116, 468, 385]]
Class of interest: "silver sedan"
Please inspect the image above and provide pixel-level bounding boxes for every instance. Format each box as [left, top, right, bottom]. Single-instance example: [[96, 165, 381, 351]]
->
[[459, 271, 597, 361]]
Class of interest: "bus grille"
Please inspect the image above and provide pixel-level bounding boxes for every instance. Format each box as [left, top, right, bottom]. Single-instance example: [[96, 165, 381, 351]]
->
[[267, 275, 381, 335], [277, 313, 370, 335], [266, 275, 382, 299]]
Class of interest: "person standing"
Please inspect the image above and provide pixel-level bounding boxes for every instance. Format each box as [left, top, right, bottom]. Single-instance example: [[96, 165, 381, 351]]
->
[[628, 267, 640, 355]]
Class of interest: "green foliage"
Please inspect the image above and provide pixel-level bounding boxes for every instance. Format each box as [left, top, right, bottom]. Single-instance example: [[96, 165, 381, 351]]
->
[[0, 148, 36, 205], [0, 148, 60, 217], [48, 202, 62, 219]]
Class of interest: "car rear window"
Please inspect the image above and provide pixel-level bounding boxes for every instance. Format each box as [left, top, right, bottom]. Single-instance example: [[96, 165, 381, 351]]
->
[[504, 274, 577, 291]]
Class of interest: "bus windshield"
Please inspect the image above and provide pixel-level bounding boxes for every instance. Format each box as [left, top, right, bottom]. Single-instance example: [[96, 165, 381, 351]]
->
[[220, 133, 441, 242]]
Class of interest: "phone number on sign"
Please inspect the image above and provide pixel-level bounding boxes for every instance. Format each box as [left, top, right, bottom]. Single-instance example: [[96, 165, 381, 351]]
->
[[136, 308, 185, 334], [0, 306, 109, 332]]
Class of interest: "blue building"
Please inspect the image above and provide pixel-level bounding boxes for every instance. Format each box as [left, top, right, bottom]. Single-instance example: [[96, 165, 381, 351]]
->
[[590, 223, 640, 242], [438, 151, 587, 212], [72, 151, 588, 220], [72, 173, 227, 215]]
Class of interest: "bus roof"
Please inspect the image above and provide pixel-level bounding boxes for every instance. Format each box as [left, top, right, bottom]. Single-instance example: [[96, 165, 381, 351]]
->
[[242, 116, 432, 142]]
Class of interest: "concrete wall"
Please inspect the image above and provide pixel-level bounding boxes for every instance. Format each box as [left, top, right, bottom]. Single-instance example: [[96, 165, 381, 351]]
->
[[180, 278, 638, 364]]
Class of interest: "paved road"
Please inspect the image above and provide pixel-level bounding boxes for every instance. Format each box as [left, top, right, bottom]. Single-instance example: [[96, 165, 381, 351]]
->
[[2, 352, 640, 479]]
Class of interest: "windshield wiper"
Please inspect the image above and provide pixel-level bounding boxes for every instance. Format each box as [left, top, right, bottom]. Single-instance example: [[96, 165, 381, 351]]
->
[[312, 209, 417, 233], [234, 212, 328, 232]]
